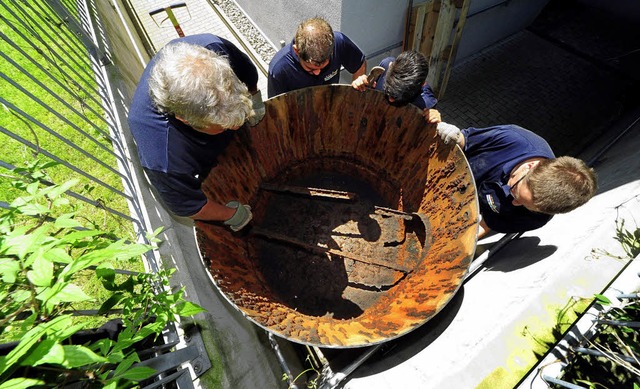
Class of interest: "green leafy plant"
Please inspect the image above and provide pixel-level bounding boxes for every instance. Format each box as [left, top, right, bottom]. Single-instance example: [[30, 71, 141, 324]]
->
[[551, 211, 640, 388], [0, 162, 205, 388], [282, 354, 320, 389]]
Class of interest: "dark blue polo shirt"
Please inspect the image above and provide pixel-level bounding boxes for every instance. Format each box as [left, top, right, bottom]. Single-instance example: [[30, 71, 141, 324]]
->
[[127, 34, 257, 217], [374, 57, 438, 109], [461, 125, 555, 233], [267, 32, 365, 97]]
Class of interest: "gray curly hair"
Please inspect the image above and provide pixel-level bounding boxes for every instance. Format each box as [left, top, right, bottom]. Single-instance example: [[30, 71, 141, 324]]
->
[[148, 42, 253, 129]]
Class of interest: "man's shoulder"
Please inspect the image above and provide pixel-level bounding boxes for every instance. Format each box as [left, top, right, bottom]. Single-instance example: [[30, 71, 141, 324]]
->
[[268, 44, 295, 73]]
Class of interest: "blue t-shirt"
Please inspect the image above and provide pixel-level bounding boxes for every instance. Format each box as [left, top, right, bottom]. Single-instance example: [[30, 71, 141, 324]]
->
[[461, 125, 555, 233], [267, 31, 365, 97], [374, 57, 438, 109], [127, 34, 258, 217]]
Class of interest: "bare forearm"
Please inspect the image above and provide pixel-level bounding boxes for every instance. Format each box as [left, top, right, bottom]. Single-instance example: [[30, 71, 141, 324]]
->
[[351, 61, 367, 80], [477, 219, 490, 239], [189, 199, 235, 221]]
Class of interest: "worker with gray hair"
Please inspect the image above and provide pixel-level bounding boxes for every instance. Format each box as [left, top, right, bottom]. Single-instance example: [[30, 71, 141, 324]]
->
[[268, 16, 367, 97], [436, 122, 598, 238], [128, 34, 264, 231]]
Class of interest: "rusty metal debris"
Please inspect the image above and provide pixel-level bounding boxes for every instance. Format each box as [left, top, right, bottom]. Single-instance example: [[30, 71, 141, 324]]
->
[[250, 226, 412, 273], [260, 182, 358, 201]]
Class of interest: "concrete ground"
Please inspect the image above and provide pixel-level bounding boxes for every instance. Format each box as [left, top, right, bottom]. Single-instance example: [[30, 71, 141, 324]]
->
[[122, 1, 640, 388]]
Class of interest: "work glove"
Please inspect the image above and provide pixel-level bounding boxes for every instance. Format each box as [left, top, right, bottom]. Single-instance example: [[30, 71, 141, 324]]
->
[[223, 200, 253, 232], [436, 122, 463, 145], [247, 91, 265, 126]]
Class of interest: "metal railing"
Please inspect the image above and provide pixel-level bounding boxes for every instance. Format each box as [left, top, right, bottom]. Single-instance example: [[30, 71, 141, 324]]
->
[[0, 0, 207, 387]]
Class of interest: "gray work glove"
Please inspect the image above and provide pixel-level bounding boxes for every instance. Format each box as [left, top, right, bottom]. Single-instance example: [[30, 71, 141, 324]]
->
[[223, 201, 253, 231], [436, 122, 463, 145], [247, 91, 265, 126]]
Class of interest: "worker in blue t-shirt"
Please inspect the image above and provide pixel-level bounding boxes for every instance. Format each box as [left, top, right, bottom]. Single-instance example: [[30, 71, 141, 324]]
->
[[267, 17, 366, 98], [435, 123, 598, 238], [128, 34, 264, 231], [353, 50, 441, 124]]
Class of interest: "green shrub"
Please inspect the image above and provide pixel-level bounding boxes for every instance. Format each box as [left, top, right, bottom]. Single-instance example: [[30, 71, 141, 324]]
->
[[0, 163, 205, 388]]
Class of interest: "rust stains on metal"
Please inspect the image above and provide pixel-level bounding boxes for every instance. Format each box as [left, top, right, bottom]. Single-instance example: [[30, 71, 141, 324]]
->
[[194, 85, 479, 348]]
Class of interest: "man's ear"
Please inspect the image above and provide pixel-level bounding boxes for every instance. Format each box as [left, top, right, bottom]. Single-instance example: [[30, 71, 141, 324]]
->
[[292, 44, 298, 56]]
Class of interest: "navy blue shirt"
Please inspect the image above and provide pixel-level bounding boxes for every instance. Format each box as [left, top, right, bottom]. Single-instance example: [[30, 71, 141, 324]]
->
[[127, 34, 258, 217], [267, 32, 365, 97], [461, 125, 555, 233], [374, 57, 438, 109]]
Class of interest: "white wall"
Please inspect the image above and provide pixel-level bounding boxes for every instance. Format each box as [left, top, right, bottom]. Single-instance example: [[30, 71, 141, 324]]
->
[[233, 0, 550, 68]]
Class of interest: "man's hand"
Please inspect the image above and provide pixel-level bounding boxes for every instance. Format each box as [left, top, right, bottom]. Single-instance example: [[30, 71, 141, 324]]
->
[[223, 201, 253, 231], [436, 122, 463, 145], [423, 108, 441, 124], [247, 91, 265, 126], [351, 74, 369, 91]]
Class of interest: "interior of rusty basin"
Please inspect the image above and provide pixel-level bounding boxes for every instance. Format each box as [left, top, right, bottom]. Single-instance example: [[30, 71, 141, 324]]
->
[[195, 85, 479, 348]]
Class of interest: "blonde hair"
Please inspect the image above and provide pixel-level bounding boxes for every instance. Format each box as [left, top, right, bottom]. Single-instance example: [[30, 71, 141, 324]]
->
[[294, 17, 334, 65], [149, 42, 253, 129], [527, 156, 597, 214]]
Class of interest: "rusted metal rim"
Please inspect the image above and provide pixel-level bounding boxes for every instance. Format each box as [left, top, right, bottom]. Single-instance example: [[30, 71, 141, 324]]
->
[[195, 85, 479, 348]]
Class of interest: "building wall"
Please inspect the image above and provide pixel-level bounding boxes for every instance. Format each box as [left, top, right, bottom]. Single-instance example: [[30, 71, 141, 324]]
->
[[455, 0, 549, 62], [578, 0, 640, 20], [233, 0, 550, 69]]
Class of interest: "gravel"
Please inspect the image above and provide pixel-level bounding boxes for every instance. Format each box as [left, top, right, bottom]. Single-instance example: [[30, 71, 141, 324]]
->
[[212, 0, 278, 63]]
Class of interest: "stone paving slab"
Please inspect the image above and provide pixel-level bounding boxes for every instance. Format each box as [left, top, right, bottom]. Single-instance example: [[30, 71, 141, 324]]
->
[[437, 30, 635, 157]]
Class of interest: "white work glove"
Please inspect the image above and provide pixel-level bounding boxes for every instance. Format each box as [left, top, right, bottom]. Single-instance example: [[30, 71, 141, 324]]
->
[[223, 201, 253, 231], [436, 122, 463, 145], [247, 91, 265, 126]]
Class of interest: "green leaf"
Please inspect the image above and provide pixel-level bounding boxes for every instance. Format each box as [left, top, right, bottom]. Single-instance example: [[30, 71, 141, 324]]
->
[[26, 256, 53, 287], [98, 293, 124, 315], [0, 315, 72, 378], [20, 340, 63, 367], [42, 179, 78, 200], [0, 377, 45, 389], [53, 213, 83, 229], [5, 225, 51, 260], [63, 240, 150, 276], [111, 353, 138, 379], [594, 294, 611, 305], [39, 283, 93, 305], [11, 289, 30, 303], [57, 229, 104, 245], [175, 301, 206, 317], [25, 182, 39, 196], [0, 258, 20, 283], [13, 203, 50, 217], [106, 350, 124, 364], [60, 345, 108, 368], [42, 247, 73, 264], [118, 366, 156, 381]]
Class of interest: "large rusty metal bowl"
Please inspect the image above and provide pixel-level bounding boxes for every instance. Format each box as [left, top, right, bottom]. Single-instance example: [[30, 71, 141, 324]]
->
[[195, 85, 478, 348]]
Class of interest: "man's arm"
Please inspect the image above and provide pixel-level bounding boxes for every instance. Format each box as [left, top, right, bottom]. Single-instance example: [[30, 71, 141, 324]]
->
[[190, 198, 253, 231], [477, 219, 491, 239], [190, 199, 236, 221], [351, 60, 366, 81]]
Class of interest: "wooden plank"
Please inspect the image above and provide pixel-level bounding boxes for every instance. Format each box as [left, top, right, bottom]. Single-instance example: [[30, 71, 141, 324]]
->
[[419, 0, 440, 56], [413, 3, 426, 52], [437, 0, 471, 98], [426, 0, 457, 93]]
